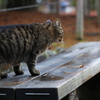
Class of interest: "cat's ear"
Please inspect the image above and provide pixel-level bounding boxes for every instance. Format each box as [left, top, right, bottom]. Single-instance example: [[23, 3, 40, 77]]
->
[[42, 20, 52, 28], [54, 19, 61, 27], [46, 20, 52, 23]]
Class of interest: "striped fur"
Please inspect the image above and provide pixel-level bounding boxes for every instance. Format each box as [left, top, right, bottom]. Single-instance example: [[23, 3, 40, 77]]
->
[[0, 19, 64, 79]]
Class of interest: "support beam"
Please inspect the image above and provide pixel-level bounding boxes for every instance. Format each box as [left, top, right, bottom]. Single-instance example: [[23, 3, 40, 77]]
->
[[97, 0, 100, 24], [76, 73, 100, 100], [76, 0, 84, 40], [56, 0, 60, 14], [84, 0, 89, 16]]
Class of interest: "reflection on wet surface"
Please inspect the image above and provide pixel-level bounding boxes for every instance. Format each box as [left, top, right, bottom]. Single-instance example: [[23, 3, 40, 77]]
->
[[40, 73, 63, 81], [0, 75, 33, 87]]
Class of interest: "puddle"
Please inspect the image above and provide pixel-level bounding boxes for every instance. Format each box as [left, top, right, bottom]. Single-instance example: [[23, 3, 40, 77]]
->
[[59, 60, 76, 68], [40, 74, 63, 81]]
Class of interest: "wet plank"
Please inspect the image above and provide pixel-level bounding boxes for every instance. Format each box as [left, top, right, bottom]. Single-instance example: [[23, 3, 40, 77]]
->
[[0, 42, 100, 88], [1, 42, 100, 100]]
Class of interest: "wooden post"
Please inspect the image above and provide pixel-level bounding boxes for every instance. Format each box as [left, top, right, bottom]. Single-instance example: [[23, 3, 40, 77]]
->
[[84, 0, 89, 16], [76, 0, 84, 40], [69, 91, 79, 100], [56, 0, 60, 14], [97, 0, 100, 24], [62, 91, 79, 100], [0, 0, 7, 9], [95, 0, 98, 12]]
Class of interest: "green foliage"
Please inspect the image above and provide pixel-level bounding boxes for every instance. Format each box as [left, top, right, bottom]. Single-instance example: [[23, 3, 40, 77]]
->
[[91, 0, 95, 4], [52, 43, 58, 47], [72, 0, 76, 7], [72, 0, 95, 7]]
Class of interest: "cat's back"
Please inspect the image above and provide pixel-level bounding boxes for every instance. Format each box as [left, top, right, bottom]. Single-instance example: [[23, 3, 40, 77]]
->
[[0, 24, 27, 29], [0, 24, 35, 63]]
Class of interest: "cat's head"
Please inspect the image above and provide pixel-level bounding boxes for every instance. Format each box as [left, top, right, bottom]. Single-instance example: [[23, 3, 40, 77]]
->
[[53, 19, 64, 43], [43, 19, 64, 43], [46, 19, 64, 43]]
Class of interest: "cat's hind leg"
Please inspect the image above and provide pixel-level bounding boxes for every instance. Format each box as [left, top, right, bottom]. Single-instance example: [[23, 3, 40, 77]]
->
[[0, 63, 8, 79], [13, 64, 24, 75]]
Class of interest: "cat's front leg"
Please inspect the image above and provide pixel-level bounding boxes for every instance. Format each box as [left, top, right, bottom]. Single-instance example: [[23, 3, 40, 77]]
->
[[0, 72, 7, 79], [13, 64, 24, 75], [27, 56, 40, 76]]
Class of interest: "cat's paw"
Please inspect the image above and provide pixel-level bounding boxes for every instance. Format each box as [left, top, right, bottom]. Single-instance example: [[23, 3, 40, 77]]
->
[[1, 73, 7, 79], [15, 70, 24, 75], [31, 69, 40, 76]]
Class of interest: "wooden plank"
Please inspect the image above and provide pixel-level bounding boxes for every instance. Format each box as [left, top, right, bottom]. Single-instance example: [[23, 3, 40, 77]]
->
[[1, 42, 100, 100], [14, 42, 100, 100], [0, 42, 100, 88]]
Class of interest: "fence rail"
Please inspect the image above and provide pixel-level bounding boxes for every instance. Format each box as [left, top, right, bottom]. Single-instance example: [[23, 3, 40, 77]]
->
[[0, 1, 57, 12]]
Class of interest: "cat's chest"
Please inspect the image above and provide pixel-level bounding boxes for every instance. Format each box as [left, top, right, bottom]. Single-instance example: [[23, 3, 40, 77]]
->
[[34, 45, 48, 55]]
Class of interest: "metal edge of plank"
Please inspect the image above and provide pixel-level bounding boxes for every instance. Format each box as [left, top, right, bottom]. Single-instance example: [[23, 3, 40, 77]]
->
[[0, 88, 15, 100], [16, 88, 58, 100]]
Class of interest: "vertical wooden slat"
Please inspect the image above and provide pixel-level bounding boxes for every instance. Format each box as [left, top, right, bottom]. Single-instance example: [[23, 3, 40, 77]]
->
[[97, 0, 100, 24], [76, 0, 84, 40]]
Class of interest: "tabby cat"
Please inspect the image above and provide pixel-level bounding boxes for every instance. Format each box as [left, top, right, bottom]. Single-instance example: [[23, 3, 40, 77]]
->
[[0, 19, 64, 79]]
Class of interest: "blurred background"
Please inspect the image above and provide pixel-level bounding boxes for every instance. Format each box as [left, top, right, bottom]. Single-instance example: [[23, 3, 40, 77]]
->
[[0, 0, 100, 52]]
